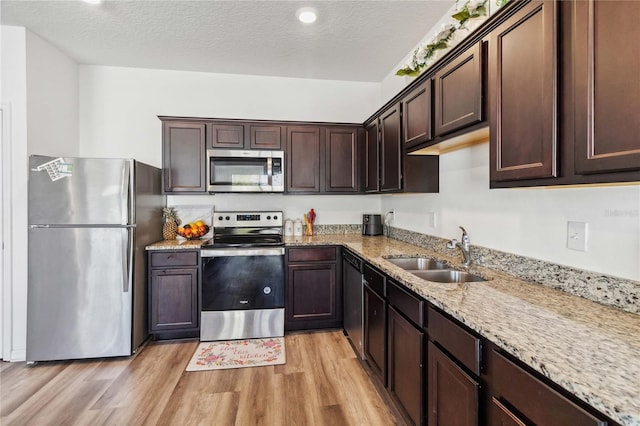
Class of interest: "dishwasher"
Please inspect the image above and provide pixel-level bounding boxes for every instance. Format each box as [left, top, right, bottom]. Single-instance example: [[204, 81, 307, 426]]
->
[[343, 249, 365, 360]]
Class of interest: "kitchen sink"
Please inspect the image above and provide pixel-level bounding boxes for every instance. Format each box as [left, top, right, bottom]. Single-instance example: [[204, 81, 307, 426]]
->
[[386, 257, 448, 271], [411, 270, 486, 284]]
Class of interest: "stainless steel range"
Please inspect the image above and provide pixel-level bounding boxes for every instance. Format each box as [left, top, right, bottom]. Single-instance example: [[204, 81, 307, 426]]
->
[[200, 211, 284, 341]]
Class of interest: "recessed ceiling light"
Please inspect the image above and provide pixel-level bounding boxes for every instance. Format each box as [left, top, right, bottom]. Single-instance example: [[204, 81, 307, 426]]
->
[[82, 0, 102, 4], [296, 7, 317, 24]]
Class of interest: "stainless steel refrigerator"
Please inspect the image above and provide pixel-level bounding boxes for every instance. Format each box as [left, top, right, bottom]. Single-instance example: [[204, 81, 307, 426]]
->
[[27, 155, 165, 362]]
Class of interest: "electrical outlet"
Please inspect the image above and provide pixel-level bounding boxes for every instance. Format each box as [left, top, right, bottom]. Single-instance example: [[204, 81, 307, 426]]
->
[[567, 221, 588, 251], [386, 209, 395, 224], [426, 211, 436, 228]]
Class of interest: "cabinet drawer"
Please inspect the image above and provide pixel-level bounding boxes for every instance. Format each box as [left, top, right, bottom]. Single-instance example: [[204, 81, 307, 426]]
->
[[150, 251, 199, 267], [490, 349, 608, 426], [364, 264, 385, 297], [287, 246, 337, 262], [428, 306, 481, 376], [387, 280, 424, 327]]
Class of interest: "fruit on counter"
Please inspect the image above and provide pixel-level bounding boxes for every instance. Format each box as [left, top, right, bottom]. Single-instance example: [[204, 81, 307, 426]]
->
[[162, 207, 180, 240], [177, 222, 210, 239]]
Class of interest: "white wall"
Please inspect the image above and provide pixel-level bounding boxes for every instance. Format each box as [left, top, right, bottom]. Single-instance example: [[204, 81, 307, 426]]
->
[[382, 143, 640, 281], [78, 65, 383, 224], [79, 66, 381, 168], [1, 26, 80, 361], [1, 26, 29, 361], [26, 31, 79, 156]]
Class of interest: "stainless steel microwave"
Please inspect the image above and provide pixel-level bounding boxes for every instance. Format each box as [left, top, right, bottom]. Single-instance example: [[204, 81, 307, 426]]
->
[[206, 149, 285, 192]]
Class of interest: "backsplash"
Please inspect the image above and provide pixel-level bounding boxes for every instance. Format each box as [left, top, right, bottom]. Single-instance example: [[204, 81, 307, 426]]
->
[[311, 224, 361, 235], [388, 227, 640, 315]]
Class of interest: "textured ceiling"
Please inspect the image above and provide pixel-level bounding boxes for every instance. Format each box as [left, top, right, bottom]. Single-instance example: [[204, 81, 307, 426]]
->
[[1, 0, 455, 82]]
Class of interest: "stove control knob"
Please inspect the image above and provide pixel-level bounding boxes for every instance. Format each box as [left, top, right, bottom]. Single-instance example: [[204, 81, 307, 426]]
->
[[267, 215, 271, 220], [273, 215, 278, 220], [263, 286, 272, 295], [218, 216, 223, 220], [225, 216, 230, 220]]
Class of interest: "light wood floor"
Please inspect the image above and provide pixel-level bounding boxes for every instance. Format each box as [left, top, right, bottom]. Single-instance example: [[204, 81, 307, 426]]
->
[[1, 330, 403, 425]]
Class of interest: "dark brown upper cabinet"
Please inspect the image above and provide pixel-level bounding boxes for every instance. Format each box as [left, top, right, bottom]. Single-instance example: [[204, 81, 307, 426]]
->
[[208, 123, 244, 149], [208, 122, 283, 150], [249, 124, 283, 150], [364, 121, 380, 193], [286, 126, 321, 193], [434, 42, 483, 137], [573, 0, 640, 175], [402, 80, 432, 149], [488, 1, 558, 182], [161, 120, 206, 193], [286, 125, 361, 194], [380, 103, 403, 192], [325, 127, 360, 193]]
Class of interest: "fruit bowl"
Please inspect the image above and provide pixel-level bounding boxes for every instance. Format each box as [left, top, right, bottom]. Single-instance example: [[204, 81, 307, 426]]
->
[[177, 221, 210, 240]]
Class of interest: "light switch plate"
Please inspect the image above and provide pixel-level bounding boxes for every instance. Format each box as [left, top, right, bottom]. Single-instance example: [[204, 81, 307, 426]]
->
[[426, 211, 436, 228], [567, 221, 588, 251]]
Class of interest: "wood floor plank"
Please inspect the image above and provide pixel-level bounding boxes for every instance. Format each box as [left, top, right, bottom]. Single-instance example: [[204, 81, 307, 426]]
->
[[0, 331, 401, 426], [2, 360, 106, 425], [0, 361, 68, 417]]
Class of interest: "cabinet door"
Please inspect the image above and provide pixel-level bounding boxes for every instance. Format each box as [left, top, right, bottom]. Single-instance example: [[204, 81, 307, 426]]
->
[[149, 268, 198, 332], [434, 42, 483, 137], [286, 126, 321, 193], [208, 123, 245, 149], [364, 121, 380, 193], [286, 263, 340, 330], [325, 127, 359, 193], [364, 285, 387, 384], [428, 342, 479, 426], [380, 104, 402, 192], [573, 0, 640, 174], [250, 124, 283, 150], [402, 80, 432, 148], [388, 306, 424, 426], [489, 1, 558, 182], [162, 121, 206, 193]]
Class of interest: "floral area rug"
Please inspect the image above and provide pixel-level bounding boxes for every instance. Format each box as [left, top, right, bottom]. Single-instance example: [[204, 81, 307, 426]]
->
[[186, 337, 285, 371]]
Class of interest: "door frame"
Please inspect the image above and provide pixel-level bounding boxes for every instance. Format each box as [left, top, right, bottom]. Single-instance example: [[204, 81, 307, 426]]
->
[[1, 102, 13, 360]]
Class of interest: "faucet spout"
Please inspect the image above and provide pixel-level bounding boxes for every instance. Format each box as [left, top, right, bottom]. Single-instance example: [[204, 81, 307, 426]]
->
[[448, 227, 472, 267]]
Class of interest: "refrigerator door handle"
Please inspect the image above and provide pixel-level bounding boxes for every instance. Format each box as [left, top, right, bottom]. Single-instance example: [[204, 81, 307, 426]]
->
[[121, 161, 131, 226], [122, 227, 134, 293]]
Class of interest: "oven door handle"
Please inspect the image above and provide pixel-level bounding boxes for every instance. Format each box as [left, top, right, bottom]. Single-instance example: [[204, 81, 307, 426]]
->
[[201, 247, 285, 257]]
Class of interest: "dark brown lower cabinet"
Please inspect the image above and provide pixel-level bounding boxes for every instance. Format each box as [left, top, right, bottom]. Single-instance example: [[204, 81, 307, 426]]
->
[[387, 306, 424, 425], [428, 341, 479, 426], [285, 246, 342, 331], [148, 250, 200, 339], [364, 284, 387, 385], [487, 347, 610, 426]]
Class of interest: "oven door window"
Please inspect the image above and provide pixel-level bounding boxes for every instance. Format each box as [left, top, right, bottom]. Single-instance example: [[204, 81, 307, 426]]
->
[[201, 255, 284, 311], [210, 158, 269, 187]]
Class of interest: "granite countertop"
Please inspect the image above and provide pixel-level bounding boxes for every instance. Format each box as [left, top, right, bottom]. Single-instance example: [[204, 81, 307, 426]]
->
[[146, 239, 208, 250], [148, 235, 640, 424]]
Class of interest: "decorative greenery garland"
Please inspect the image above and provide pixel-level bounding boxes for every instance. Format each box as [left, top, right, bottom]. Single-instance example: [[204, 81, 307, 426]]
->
[[396, 0, 509, 77]]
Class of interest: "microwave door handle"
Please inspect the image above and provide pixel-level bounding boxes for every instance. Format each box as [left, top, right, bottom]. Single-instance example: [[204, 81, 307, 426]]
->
[[267, 158, 273, 186]]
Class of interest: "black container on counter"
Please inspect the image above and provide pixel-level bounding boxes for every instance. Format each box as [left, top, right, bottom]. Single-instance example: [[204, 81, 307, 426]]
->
[[362, 214, 383, 236]]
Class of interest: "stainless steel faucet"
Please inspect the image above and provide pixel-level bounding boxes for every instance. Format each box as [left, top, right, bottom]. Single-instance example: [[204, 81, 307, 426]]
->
[[447, 226, 472, 267]]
